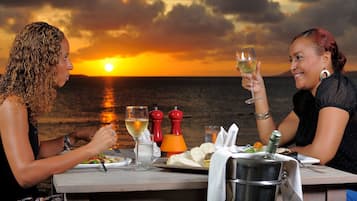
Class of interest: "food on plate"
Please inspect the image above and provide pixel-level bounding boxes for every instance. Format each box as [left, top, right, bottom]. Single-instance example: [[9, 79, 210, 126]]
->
[[190, 147, 205, 163], [203, 152, 213, 168], [240, 145, 298, 159], [166, 142, 215, 168], [200, 142, 216, 155], [253, 141, 264, 151], [167, 152, 201, 167], [81, 153, 124, 164], [242, 141, 265, 153]]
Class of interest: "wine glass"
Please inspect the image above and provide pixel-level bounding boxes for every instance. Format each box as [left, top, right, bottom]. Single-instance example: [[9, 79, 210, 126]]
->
[[236, 47, 259, 104], [125, 106, 149, 169]]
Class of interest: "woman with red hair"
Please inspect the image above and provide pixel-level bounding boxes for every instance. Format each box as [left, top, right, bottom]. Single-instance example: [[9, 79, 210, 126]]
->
[[242, 28, 357, 199], [241, 28, 357, 173]]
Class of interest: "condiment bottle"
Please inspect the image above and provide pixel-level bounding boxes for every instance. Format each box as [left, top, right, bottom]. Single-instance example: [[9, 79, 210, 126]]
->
[[149, 106, 164, 145], [264, 130, 281, 159], [168, 106, 183, 135]]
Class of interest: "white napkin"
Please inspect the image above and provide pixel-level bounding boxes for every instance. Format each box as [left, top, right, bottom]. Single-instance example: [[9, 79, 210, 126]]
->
[[214, 123, 239, 151], [207, 148, 233, 201], [278, 154, 303, 201], [208, 151, 303, 201], [137, 129, 161, 158], [208, 123, 239, 201]]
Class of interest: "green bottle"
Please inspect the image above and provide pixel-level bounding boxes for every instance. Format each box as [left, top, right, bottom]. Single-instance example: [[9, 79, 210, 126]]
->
[[264, 130, 281, 159]]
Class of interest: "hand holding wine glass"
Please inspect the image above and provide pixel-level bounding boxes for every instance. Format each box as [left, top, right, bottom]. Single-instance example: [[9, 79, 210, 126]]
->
[[125, 106, 149, 169], [236, 47, 260, 104]]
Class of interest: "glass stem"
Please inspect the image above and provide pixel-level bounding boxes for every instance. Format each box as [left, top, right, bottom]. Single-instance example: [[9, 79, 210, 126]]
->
[[250, 79, 255, 100], [135, 138, 139, 166]]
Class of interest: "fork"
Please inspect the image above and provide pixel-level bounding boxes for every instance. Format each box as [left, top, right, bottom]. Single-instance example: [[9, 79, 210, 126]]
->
[[99, 159, 108, 172]]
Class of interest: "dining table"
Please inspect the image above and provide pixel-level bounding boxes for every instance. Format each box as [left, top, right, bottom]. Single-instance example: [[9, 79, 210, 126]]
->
[[53, 150, 357, 201]]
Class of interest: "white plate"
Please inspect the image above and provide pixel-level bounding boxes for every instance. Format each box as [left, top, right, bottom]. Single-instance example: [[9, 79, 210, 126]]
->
[[297, 154, 320, 165], [74, 156, 132, 169], [236, 146, 320, 164]]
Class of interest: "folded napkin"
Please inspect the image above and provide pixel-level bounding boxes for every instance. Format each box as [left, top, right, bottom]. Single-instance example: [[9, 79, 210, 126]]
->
[[137, 129, 161, 158], [208, 123, 239, 201], [208, 151, 303, 201], [214, 123, 239, 151]]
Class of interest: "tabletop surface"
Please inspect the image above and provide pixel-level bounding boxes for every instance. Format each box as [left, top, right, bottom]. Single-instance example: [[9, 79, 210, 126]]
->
[[53, 167, 208, 193], [53, 163, 357, 193]]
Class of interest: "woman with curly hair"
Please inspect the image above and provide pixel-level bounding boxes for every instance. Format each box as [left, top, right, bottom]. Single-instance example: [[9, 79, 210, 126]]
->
[[0, 22, 118, 200]]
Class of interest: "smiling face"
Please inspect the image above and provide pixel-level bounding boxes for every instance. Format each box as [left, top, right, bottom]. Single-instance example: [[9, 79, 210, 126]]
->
[[55, 37, 73, 87], [289, 37, 331, 95]]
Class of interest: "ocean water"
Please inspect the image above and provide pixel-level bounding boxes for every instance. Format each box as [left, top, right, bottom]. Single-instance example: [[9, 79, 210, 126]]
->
[[37, 75, 357, 148]]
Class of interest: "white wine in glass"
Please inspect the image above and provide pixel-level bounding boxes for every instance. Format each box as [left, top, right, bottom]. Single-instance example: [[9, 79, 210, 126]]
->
[[236, 47, 259, 104], [125, 119, 149, 138], [125, 106, 149, 169]]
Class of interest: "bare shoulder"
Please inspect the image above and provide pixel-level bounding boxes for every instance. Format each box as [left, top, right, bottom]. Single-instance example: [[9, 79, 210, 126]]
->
[[0, 95, 26, 110], [0, 96, 27, 123]]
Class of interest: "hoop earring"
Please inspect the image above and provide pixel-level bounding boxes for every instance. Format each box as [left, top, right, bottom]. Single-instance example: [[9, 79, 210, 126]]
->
[[319, 69, 331, 81]]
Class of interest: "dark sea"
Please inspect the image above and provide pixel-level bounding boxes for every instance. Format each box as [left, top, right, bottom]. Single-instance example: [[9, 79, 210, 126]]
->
[[38, 75, 357, 149]]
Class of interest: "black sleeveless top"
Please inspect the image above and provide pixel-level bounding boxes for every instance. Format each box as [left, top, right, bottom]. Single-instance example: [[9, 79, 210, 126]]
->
[[292, 73, 357, 174], [0, 110, 40, 200]]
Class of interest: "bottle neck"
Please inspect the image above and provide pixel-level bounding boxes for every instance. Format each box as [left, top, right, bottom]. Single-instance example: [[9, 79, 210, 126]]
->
[[264, 130, 281, 159]]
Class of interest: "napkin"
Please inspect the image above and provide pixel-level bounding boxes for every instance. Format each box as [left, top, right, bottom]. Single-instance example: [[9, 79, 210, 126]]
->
[[137, 129, 161, 158], [278, 154, 303, 201], [207, 148, 233, 201], [207, 123, 239, 201], [214, 123, 239, 151], [207, 151, 303, 201]]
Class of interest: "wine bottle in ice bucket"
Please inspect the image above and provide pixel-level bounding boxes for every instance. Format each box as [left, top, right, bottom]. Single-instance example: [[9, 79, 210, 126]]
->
[[264, 130, 281, 159]]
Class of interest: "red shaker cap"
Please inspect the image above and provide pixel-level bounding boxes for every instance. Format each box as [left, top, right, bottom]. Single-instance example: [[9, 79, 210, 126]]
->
[[150, 106, 163, 120], [168, 106, 183, 120]]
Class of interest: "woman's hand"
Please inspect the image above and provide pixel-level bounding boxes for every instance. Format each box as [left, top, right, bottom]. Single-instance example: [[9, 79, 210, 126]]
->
[[72, 126, 98, 142], [88, 124, 118, 154], [240, 61, 265, 94]]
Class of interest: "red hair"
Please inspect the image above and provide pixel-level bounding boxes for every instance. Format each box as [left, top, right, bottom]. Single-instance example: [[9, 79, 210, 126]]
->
[[291, 28, 346, 72]]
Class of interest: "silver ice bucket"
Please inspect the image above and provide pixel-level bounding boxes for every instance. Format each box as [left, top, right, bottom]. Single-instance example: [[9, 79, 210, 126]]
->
[[226, 153, 284, 201]]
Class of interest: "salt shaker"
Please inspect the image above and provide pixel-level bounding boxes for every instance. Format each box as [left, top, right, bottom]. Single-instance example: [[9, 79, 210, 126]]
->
[[149, 106, 164, 145], [168, 106, 183, 135]]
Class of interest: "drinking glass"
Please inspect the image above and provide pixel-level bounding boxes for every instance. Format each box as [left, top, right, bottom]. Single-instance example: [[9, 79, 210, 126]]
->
[[236, 47, 259, 104], [125, 106, 149, 169]]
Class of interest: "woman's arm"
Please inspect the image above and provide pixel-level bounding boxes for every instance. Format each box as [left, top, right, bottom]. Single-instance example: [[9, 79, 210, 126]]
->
[[290, 107, 349, 164], [241, 62, 297, 144], [38, 127, 97, 159], [37, 134, 73, 159], [241, 62, 275, 143], [277, 111, 299, 145], [0, 97, 117, 188]]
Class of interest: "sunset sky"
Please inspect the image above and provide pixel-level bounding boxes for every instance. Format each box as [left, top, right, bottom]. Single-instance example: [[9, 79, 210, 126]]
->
[[0, 0, 356, 76]]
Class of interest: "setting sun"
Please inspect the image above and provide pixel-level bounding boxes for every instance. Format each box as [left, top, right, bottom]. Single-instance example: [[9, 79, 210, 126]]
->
[[104, 63, 114, 73]]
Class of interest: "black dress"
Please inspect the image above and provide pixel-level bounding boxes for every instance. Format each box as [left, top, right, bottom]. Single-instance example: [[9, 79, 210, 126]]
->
[[292, 72, 357, 174], [0, 110, 41, 201]]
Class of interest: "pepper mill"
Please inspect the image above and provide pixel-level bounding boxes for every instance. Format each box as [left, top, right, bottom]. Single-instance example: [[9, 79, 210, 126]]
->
[[149, 106, 164, 146], [168, 106, 183, 135]]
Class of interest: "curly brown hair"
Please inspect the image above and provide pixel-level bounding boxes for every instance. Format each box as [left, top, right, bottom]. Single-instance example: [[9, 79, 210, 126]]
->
[[0, 22, 65, 123]]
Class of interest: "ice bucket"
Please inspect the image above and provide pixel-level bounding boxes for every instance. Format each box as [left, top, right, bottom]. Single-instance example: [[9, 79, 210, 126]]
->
[[226, 153, 283, 201]]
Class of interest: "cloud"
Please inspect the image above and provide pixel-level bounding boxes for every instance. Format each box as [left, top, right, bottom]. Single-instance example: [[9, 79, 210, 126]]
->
[[204, 0, 285, 23], [73, 3, 235, 61], [0, 0, 357, 74], [291, 0, 319, 2], [67, 0, 165, 32], [0, 6, 33, 32], [264, 0, 357, 56]]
